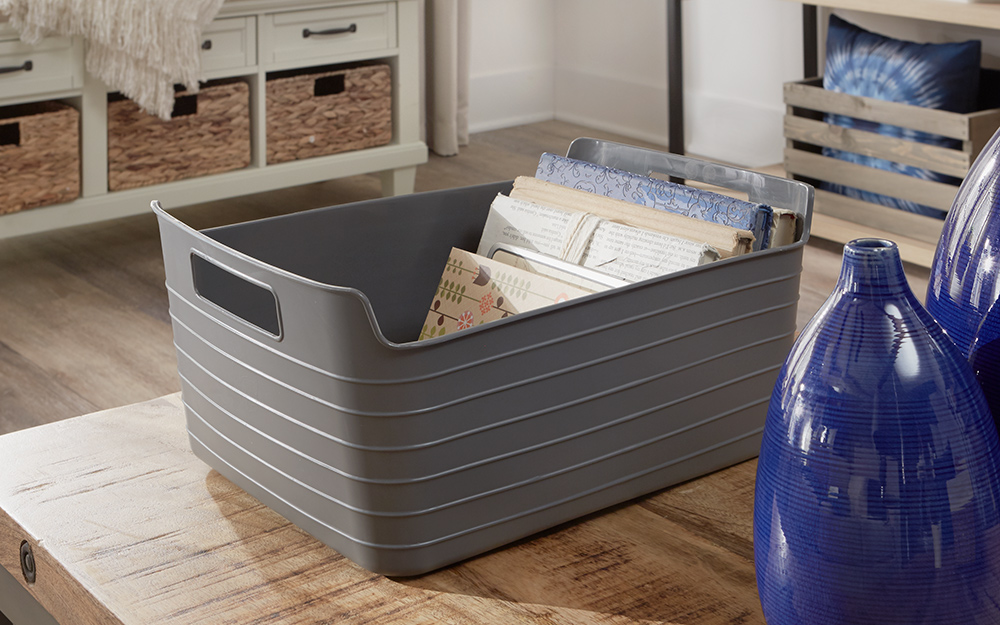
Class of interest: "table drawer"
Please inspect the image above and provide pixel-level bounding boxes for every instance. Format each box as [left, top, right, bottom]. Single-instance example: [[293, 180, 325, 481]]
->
[[0, 27, 83, 101], [201, 16, 257, 76], [261, 3, 395, 67]]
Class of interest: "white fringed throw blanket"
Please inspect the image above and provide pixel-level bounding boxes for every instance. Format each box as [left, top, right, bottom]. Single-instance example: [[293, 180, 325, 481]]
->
[[0, 0, 225, 120]]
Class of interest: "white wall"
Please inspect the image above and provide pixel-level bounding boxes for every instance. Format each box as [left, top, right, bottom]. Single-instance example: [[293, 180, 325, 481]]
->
[[467, 1, 999, 167], [467, 0, 556, 131], [684, 0, 802, 167], [551, 0, 668, 147]]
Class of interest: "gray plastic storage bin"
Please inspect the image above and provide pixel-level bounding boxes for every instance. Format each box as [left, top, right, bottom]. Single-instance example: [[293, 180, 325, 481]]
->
[[153, 139, 814, 576]]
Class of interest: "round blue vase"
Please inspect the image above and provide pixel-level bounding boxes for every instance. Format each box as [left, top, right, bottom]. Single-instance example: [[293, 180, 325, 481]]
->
[[927, 126, 1000, 356], [754, 239, 1000, 625], [970, 300, 1000, 423]]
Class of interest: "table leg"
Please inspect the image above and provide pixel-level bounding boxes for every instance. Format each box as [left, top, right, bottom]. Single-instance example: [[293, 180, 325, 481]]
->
[[803, 4, 818, 78], [379, 166, 417, 197], [667, 0, 685, 184]]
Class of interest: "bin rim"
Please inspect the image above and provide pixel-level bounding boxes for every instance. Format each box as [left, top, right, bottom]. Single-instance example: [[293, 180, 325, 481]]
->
[[152, 142, 814, 351]]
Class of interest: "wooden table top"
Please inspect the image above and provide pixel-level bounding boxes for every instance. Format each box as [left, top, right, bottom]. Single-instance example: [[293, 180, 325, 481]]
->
[[0, 393, 763, 625]]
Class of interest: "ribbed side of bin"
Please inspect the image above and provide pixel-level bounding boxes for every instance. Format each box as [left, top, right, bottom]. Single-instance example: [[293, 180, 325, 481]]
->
[[0, 101, 80, 214], [165, 247, 801, 444], [167, 272, 797, 507], [166, 279, 796, 481], [155, 145, 814, 576]]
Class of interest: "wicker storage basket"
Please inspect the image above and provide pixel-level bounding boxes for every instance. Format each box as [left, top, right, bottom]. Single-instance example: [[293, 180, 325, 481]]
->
[[266, 64, 392, 164], [108, 80, 251, 191], [0, 101, 80, 215]]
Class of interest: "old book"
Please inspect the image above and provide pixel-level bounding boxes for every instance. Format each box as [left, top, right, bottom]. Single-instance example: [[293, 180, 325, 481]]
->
[[769, 208, 800, 248], [477, 193, 722, 284], [535, 152, 774, 250], [419, 247, 595, 341], [509, 176, 754, 258]]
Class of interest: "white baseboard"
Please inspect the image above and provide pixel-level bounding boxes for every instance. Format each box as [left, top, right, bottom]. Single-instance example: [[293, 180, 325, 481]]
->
[[469, 112, 555, 135], [553, 68, 668, 147], [468, 67, 556, 134], [468, 66, 784, 167], [552, 111, 669, 149]]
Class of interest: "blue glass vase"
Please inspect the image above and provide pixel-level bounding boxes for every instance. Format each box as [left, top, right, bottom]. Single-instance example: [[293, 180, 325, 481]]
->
[[926, 126, 1000, 356], [970, 300, 1000, 423], [754, 239, 1000, 625]]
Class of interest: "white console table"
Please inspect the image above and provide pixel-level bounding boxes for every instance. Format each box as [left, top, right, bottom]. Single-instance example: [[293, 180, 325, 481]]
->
[[0, 0, 427, 240]]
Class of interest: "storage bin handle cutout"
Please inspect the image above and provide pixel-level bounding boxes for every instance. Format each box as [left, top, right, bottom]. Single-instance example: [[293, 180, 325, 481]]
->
[[190, 252, 282, 338]]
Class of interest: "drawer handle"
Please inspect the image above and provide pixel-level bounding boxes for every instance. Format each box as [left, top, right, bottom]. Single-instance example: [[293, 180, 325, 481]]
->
[[202, 39, 212, 50], [302, 23, 357, 38], [0, 60, 33, 75]]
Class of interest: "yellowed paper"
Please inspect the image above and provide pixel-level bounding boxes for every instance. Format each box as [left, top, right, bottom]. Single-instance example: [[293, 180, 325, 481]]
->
[[419, 248, 594, 340], [477, 193, 719, 283]]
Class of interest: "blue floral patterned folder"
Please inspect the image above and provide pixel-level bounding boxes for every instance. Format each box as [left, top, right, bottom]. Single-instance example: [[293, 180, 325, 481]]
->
[[535, 153, 774, 250]]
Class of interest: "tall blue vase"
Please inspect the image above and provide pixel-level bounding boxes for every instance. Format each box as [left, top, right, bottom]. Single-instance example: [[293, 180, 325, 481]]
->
[[927, 126, 1000, 356], [970, 300, 1000, 422], [754, 239, 1000, 625]]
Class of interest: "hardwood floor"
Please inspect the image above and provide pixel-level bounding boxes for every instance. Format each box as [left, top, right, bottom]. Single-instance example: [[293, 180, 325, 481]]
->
[[0, 120, 931, 434]]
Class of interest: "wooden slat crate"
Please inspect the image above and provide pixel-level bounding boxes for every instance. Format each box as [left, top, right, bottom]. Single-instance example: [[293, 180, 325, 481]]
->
[[783, 77, 1000, 267]]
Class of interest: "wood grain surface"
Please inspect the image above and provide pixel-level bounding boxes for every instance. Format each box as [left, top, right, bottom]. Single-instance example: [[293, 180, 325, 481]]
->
[[783, 78, 972, 140], [782, 115, 970, 177], [784, 147, 959, 211], [0, 394, 760, 625], [810, 188, 945, 246]]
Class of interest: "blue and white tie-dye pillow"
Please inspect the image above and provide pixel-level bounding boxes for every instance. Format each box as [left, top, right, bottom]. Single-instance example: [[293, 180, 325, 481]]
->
[[822, 14, 981, 219]]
